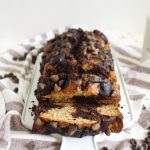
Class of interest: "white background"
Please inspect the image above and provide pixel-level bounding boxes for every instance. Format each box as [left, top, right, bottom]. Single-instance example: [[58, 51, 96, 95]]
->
[[0, 0, 150, 52]]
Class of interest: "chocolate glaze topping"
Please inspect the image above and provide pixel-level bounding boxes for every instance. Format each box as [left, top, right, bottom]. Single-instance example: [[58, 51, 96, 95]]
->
[[35, 28, 116, 101]]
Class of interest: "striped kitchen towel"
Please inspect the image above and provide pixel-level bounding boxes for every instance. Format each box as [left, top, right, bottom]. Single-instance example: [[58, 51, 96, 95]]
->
[[0, 27, 150, 150]]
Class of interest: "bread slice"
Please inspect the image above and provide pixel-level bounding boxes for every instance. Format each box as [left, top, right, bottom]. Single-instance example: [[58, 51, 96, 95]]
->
[[35, 28, 120, 105], [32, 102, 123, 137]]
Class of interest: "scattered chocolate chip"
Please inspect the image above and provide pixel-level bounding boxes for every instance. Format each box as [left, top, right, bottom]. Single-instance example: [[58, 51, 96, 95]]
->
[[13, 57, 18, 61], [131, 145, 136, 150], [136, 146, 143, 150], [12, 75, 19, 83], [29, 46, 35, 51], [31, 100, 34, 103], [4, 73, 13, 78], [29, 107, 32, 109], [120, 106, 123, 109], [13, 87, 18, 93], [19, 52, 28, 61], [130, 139, 137, 146], [142, 105, 146, 110], [101, 147, 108, 150], [142, 143, 148, 150]]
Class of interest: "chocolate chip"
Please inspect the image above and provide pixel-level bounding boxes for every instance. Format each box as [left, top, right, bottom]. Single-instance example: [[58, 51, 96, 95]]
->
[[29, 46, 35, 51], [13, 87, 18, 93], [101, 147, 108, 150], [131, 145, 136, 150], [58, 73, 66, 79], [4, 73, 13, 78], [147, 140, 150, 146], [54, 84, 61, 92], [105, 128, 111, 136], [50, 122, 58, 128], [111, 91, 116, 97], [91, 123, 100, 131], [137, 146, 143, 150], [36, 118, 44, 127], [142, 105, 146, 110], [19, 52, 28, 61], [38, 83, 47, 90], [50, 75, 59, 82], [63, 79, 71, 89], [0, 75, 2, 79], [147, 131, 150, 137], [99, 81, 111, 96], [130, 139, 137, 146], [68, 125, 77, 136], [145, 137, 150, 144], [49, 53, 65, 65], [142, 143, 148, 150], [58, 80, 64, 87], [101, 34, 108, 43], [12, 75, 19, 83], [13, 57, 18, 61]]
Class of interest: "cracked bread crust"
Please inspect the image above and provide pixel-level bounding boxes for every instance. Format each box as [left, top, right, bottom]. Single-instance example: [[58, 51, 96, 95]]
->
[[35, 28, 120, 104]]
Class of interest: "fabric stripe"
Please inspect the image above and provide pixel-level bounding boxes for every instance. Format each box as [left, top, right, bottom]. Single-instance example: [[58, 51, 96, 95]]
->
[[10, 115, 29, 132], [118, 58, 137, 66], [7, 49, 22, 57], [111, 45, 140, 61], [0, 66, 21, 73], [127, 78, 150, 89], [9, 138, 60, 150], [6, 101, 23, 114], [128, 45, 142, 52], [0, 82, 7, 90], [130, 94, 145, 100], [131, 65, 150, 74], [0, 57, 24, 67]]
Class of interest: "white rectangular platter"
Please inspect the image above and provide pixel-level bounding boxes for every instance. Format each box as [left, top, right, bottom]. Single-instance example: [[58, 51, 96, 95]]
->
[[21, 52, 134, 150]]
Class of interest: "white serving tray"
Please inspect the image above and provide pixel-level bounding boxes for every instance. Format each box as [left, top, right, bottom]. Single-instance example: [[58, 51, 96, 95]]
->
[[21, 53, 134, 150]]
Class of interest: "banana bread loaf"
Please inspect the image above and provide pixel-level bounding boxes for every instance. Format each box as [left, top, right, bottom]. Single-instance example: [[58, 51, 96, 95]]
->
[[35, 28, 120, 105]]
